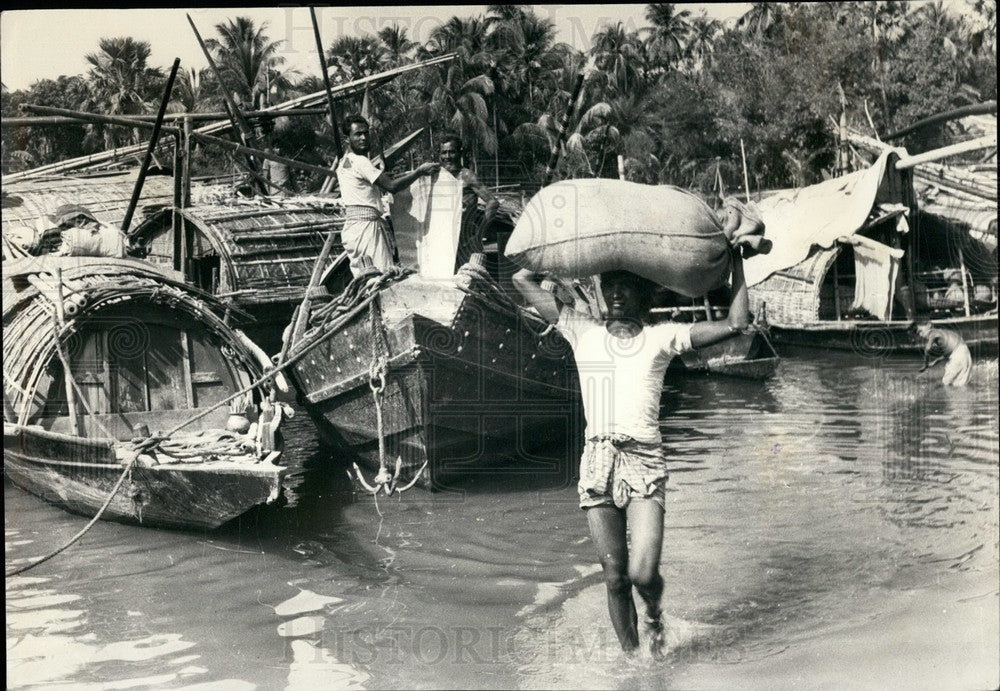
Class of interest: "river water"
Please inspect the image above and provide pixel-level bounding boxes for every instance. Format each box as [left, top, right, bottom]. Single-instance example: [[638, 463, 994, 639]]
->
[[6, 352, 999, 690]]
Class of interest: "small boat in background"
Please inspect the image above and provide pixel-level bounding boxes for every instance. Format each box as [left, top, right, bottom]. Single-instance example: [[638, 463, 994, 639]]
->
[[128, 197, 341, 354], [3, 256, 287, 530], [745, 146, 997, 356]]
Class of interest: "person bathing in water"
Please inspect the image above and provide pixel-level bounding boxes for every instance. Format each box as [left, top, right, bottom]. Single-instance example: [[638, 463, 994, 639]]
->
[[513, 244, 751, 658], [916, 321, 972, 386]]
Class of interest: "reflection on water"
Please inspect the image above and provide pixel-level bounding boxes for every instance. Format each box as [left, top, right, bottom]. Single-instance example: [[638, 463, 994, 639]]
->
[[6, 356, 999, 689]]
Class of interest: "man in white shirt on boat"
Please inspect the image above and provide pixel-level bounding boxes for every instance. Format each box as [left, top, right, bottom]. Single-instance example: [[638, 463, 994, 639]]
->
[[336, 114, 438, 275]]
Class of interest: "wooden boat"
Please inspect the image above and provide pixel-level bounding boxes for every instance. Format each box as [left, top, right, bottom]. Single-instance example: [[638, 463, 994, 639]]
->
[[283, 254, 581, 491], [668, 326, 779, 379], [128, 198, 341, 354], [285, 200, 776, 492], [2, 171, 175, 239], [3, 256, 287, 530], [3, 57, 454, 358], [746, 146, 997, 356]]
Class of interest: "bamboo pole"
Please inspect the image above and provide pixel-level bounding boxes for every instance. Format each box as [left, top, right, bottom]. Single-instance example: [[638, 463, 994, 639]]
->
[[543, 73, 585, 186], [740, 138, 751, 203], [49, 270, 81, 436], [23, 105, 341, 180], [187, 14, 266, 194], [833, 252, 842, 321], [4, 55, 457, 183], [187, 15, 256, 148], [895, 135, 997, 170], [123, 58, 180, 233], [883, 101, 997, 141], [957, 246, 971, 317], [182, 116, 192, 207], [310, 6, 344, 159], [2, 109, 329, 127], [173, 133, 183, 273]]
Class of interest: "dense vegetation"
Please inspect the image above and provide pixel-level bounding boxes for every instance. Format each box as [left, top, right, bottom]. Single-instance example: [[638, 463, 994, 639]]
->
[[2, 2, 995, 193]]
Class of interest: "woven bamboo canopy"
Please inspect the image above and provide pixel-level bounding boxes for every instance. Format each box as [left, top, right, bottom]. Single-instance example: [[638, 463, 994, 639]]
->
[[3, 257, 262, 428], [129, 199, 344, 305], [749, 245, 842, 325], [2, 173, 175, 238]]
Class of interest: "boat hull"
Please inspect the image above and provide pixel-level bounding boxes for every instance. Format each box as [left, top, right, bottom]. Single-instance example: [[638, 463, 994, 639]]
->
[[289, 279, 582, 490], [770, 313, 998, 356], [669, 328, 780, 379], [4, 425, 285, 531]]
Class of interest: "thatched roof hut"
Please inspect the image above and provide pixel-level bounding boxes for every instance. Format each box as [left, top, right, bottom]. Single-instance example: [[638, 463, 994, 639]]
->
[[1, 172, 175, 238], [129, 198, 342, 307]]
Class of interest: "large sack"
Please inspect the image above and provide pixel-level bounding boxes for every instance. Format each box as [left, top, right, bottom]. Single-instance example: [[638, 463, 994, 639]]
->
[[59, 223, 126, 258], [506, 179, 731, 297]]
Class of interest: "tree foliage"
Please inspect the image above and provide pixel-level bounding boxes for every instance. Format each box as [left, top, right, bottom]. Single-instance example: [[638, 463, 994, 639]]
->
[[3, 3, 996, 186]]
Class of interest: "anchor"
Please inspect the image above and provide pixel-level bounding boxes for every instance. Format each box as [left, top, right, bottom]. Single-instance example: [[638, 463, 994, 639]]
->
[[349, 301, 427, 495], [350, 368, 428, 495]]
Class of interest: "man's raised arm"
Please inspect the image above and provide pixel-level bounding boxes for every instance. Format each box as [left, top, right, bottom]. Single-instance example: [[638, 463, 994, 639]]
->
[[513, 269, 563, 324]]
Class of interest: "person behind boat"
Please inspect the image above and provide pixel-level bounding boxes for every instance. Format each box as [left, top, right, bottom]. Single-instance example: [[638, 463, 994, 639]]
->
[[916, 321, 972, 387], [336, 114, 439, 275], [438, 133, 500, 271], [512, 243, 752, 658], [7, 204, 125, 258], [263, 144, 297, 197]]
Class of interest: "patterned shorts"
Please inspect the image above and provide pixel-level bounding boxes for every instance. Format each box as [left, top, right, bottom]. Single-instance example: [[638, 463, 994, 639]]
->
[[578, 435, 668, 510]]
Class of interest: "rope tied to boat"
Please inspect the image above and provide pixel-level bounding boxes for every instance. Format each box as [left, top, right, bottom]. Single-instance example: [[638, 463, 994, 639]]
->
[[350, 295, 427, 497], [5, 455, 138, 578]]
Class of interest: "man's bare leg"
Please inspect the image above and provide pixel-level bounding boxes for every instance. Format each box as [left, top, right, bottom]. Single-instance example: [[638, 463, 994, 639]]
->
[[586, 506, 638, 651]]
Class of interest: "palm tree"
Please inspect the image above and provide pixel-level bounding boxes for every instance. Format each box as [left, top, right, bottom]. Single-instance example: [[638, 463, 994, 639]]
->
[[681, 13, 722, 73], [170, 67, 218, 113], [486, 5, 560, 111], [644, 3, 693, 74], [590, 22, 647, 95], [377, 25, 416, 68], [736, 2, 782, 37], [414, 16, 497, 160], [83, 37, 164, 148], [326, 35, 386, 82], [969, 0, 997, 54], [206, 17, 290, 110], [84, 37, 162, 114]]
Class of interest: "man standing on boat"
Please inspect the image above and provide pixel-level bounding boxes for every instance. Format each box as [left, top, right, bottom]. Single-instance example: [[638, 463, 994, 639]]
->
[[336, 114, 438, 275], [438, 134, 500, 270], [916, 321, 972, 386], [513, 243, 752, 658]]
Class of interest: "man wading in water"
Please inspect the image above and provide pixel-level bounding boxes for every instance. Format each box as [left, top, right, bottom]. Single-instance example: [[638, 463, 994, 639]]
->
[[513, 244, 751, 658], [916, 321, 972, 386], [336, 114, 438, 275]]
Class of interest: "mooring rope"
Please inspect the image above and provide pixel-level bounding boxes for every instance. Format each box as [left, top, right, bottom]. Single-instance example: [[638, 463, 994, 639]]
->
[[4, 267, 410, 575], [5, 456, 137, 577]]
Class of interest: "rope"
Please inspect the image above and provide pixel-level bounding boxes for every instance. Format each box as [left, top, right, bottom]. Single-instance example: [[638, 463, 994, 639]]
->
[[4, 265, 410, 574], [369, 298, 390, 477], [5, 456, 137, 577]]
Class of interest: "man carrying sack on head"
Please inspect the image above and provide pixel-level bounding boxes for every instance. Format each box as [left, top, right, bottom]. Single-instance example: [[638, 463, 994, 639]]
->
[[335, 114, 439, 276]]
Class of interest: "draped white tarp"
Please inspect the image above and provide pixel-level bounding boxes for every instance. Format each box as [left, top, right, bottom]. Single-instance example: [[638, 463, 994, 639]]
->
[[390, 169, 463, 279], [744, 150, 906, 287]]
